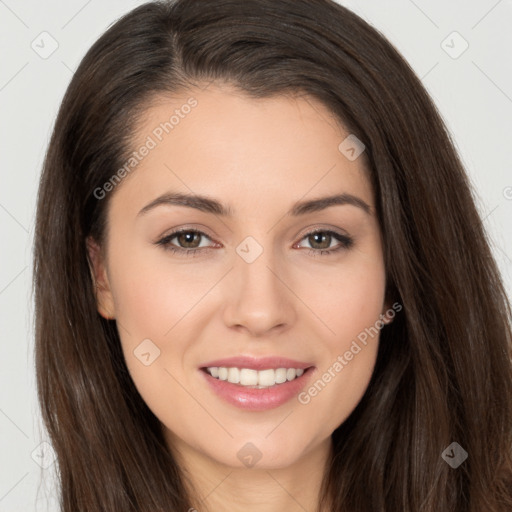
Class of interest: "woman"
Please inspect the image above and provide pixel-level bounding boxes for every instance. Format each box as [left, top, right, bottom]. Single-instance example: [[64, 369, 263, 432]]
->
[[33, 0, 512, 510]]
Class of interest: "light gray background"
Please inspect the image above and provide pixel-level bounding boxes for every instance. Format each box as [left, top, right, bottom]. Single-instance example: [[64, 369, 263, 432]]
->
[[1, 0, 511, 510]]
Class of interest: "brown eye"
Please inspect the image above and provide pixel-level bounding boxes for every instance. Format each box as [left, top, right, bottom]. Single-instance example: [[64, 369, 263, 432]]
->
[[156, 229, 214, 256], [307, 232, 333, 250], [296, 229, 354, 256], [175, 231, 202, 249]]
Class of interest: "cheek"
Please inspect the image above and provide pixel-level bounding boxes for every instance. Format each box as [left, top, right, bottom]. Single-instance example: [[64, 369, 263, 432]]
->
[[306, 253, 386, 345], [105, 243, 215, 394], [107, 244, 210, 339], [299, 294, 384, 434], [105, 245, 195, 413], [297, 252, 385, 423]]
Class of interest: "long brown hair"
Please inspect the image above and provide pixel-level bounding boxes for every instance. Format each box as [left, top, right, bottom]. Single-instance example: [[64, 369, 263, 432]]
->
[[33, 0, 512, 510]]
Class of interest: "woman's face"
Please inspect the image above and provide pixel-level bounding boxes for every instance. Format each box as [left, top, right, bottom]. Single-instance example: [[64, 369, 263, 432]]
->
[[89, 82, 389, 470]]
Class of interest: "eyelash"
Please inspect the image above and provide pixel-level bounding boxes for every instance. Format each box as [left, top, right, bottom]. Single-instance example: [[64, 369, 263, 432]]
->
[[155, 228, 354, 258]]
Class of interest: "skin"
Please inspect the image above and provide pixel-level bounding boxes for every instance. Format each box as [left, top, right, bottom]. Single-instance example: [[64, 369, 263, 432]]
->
[[88, 82, 392, 512]]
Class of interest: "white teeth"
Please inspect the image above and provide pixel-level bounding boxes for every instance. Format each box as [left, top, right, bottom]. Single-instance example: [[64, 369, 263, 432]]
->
[[258, 369, 276, 387], [205, 366, 307, 388], [240, 368, 258, 386], [275, 368, 287, 384], [228, 367, 240, 383]]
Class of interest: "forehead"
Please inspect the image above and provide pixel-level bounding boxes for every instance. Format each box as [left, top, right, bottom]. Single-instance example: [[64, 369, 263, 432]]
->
[[109, 83, 373, 216]]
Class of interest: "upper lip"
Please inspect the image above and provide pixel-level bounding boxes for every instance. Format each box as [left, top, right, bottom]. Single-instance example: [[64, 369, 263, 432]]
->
[[200, 356, 314, 371]]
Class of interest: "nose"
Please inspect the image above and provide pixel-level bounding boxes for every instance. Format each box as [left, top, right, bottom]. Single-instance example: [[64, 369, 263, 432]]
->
[[222, 244, 296, 337]]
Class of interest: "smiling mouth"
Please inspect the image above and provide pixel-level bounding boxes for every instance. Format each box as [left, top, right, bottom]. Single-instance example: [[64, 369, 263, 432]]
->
[[200, 366, 313, 388]]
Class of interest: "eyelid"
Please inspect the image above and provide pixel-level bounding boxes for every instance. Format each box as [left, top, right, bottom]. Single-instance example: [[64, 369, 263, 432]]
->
[[156, 224, 216, 242], [294, 223, 351, 241]]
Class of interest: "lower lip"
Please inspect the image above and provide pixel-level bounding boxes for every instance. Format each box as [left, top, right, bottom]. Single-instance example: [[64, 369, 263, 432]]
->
[[199, 367, 316, 411]]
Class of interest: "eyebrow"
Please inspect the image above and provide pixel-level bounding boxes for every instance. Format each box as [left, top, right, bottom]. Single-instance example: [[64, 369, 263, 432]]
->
[[137, 191, 372, 217]]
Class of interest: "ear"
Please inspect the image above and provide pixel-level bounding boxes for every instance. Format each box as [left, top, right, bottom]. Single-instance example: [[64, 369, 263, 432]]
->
[[380, 300, 395, 325], [86, 236, 116, 320]]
